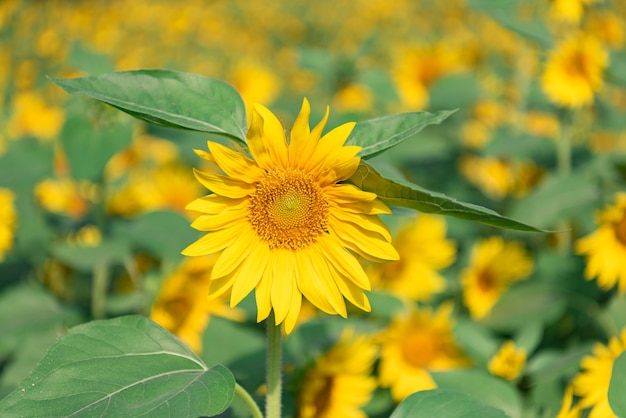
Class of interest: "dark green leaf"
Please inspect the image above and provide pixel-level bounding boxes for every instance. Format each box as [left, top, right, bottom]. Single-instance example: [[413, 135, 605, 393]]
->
[[609, 351, 626, 416], [346, 161, 546, 232], [50, 70, 247, 144], [389, 389, 510, 418], [432, 370, 522, 418], [0, 316, 235, 417], [346, 109, 457, 159], [51, 238, 132, 272], [59, 114, 133, 181]]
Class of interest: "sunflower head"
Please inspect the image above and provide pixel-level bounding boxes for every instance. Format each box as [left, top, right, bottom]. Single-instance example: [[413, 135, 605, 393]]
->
[[183, 99, 398, 333]]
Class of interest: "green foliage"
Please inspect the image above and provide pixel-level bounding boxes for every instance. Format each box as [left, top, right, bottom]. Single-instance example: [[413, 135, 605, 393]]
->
[[609, 351, 626, 416], [0, 316, 235, 417], [389, 389, 510, 418], [346, 109, 457, 159], [346, 161, 545, 231], [50, 70, 248, 144]]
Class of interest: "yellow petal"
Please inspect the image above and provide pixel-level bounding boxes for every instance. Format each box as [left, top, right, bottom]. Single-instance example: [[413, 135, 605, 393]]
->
[[296, 249, 347, 316], [317, 147, 362, 185], [247, 104, 289, 170], [207, 141, 266, 183], [288, 98, 311, 164], [256, 265, 273, 322], [186, 195, 247, 215], [207, 272, 236, 299], [182, 223, 246, 256], [230, 241, 270, 306], [283, 290, 302, 334], [329, 198, 391, 216], [329, 218, 399, 262], [191, 206, 248, 231], [271, 250, 297, 324], [193, 168, 255, 199], [318, 234, 371, 290], [330, 209, 392, 241], [324, 183, 379, 203], [212, 227, 256, 279], [334, 275, 371, 312]]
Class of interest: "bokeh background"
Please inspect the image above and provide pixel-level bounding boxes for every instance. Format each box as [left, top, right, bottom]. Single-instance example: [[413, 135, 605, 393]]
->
[[2, 0, 626, 417]]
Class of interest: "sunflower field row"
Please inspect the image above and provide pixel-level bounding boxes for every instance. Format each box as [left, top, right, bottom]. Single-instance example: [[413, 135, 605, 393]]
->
[[1, 0, 626, 417]]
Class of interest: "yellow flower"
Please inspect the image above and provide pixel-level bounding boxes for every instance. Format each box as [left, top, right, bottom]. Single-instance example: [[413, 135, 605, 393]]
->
[[459, 155, 515, 200], [182, 99, 398, 333], [488, 340, 526, 380], [230, 61, 281, 112], [548, 0, 599, 24], [576, 193, 626, 293], [150, 255, 244, 353], [296, 330, 377, 418], [369, 214, 455, 302], [6, 91, 65, 141], [461, 236, 533, 319], [586, 11, 625, 49], [0, 188, 17, 262], [34, 178, 94, 220], [332, 83, 374, 113], [378, 304, 470, 402], [541, 35, 608, 108], [393, 43, 463, 110], [556, 386, 582, 418], [572, 328, 626, 418]]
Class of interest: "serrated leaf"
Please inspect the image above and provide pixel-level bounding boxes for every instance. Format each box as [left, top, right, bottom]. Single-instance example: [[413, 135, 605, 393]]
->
[[609, 351, 626, 416], [346, 109, 456, 159], [346, 161, 545, 232], [389, 389, 510, 418], [50, 70, 247, 144], [0, 316, 235, 417]]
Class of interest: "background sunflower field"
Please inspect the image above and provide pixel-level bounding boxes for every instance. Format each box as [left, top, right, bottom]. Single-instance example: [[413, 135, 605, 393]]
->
[[2, 0, 626, 416]]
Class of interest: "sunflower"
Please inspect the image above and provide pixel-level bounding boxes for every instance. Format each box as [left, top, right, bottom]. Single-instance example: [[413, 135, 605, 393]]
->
[[182, 99, 398, 333], [461, 236, 533, 319], [150, 255, 244, 353], [488, 340, 526, 381], [556, 386, 582, 418], [576, 193, 626, 294], [368, 214, 455, 302], [572, 328, 626, 418], [0, 188, 17, 262], [378, 303, 470, 402], [541, 34, 608, 108], [296, 330, 377, 418]]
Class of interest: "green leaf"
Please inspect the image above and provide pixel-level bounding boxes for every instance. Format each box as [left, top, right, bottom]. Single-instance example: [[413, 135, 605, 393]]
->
[[0, 316, 235, 417], [432, 370, 522, 418], [111, 210, 198, 261], [609, 351, 626, 416], [50, 70, 247, 144], [51, 238, 132, 272], [345, 109, 457, 159], [389, 389, 510, 418], [346, 161, 545, 232], [59, 114, 133, 181]]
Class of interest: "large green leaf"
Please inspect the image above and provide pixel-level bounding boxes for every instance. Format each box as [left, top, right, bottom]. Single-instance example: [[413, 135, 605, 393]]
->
[[50, 70, 247, 144], [345, 109, 456, 159], [346, 162, 545, 231], [389, 389, 510, 418], [59, 113, 133, 181], [609, 351, 626, 416], [0, 316, 235, 417], [432, 370, 522, 418]]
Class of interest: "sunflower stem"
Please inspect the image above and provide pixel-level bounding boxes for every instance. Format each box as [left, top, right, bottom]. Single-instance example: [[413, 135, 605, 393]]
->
[[557, 110, 573, 254], [235, 383, 263, 418], [266, 311, 282, 418], [91, 263, 108, 319]]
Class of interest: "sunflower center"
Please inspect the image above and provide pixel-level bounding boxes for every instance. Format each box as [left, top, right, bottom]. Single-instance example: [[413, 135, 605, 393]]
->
[[402, 331, 439, 368], [477, 269, 496, 292], [614, 212, 626, 246], [248, 168, 328, 250]]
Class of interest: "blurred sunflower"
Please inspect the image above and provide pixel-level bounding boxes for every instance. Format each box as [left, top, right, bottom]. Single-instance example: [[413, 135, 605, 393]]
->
[[556, 386, 582, 418], [572, 328, 626, 418], [541, 34, 608, 108], [0, 188, 17, 262], [6, 91, 64, 141], [368, 214, 455, 302], [461, 236, 533, 319], [150, 255, 244, 353], [182, 99, 398, 333], [296, 330, 377, 418], [378, 303, 470, 402], [548, 0, 599, 24], [488, 340, 526, 381], [34, 177, 95, 220], [576, 193, 626, 294]]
